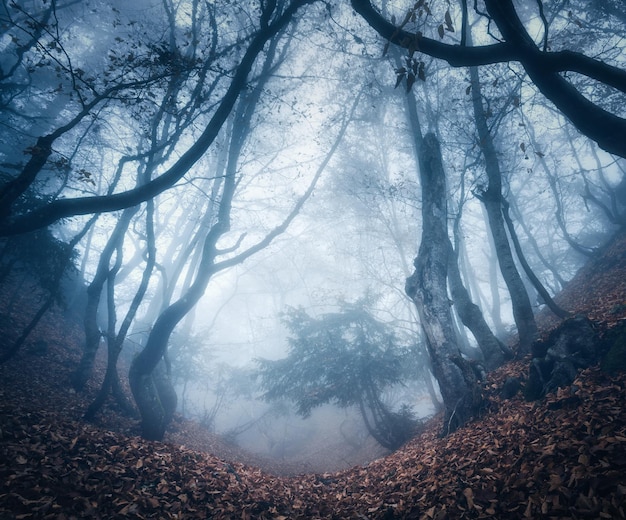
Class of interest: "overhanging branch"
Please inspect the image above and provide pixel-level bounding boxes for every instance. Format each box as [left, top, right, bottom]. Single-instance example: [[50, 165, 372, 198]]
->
[[350, 0, 626, 158]]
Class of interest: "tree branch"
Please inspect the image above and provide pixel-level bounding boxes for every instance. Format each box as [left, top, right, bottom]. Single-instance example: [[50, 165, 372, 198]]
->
[[0, 0, 317, 236], [213, 89, 363, 272], [351, 0, 626, 158]]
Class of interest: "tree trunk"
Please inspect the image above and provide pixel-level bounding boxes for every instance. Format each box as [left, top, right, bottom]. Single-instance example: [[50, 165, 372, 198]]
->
[[85, 200, 156, 420], [501, 198, 570, 319], [507, 191, 567, 290], [83, 337, 132, 421], [129, 359, 178, 441], [449, 195, 511, 369], [476, 216, 507, 338], [405, 134, 481, 436], [469, 65, 538, 355], [72, 207, 138, 390], [447, 240, 512, 370], [128, 57, 256, 439]]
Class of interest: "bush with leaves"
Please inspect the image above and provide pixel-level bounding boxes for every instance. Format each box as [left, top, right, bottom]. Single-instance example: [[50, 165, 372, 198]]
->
[[256, 300, 419, 451]]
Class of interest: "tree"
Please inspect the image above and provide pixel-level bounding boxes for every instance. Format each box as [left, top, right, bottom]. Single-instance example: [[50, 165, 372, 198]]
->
[[82, 199, 156, 421], [349, 1, 626, 432], [72, 2, 218, 392], [399, 64, 510, 372], [128, 32, 363, 440], [256, 301, 418, 451], [350, 0, 626, 159], [0, 0, 317, 236], [468, 61, 539, 355], [405, 133, 481, 435]]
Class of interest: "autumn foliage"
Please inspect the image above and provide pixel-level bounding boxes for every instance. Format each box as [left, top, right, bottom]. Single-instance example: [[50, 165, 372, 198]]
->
[[1, 231, 626, 518]]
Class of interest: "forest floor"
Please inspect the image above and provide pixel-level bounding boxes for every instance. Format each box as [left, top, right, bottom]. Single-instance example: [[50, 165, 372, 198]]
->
[[0, 230, 625, 519]]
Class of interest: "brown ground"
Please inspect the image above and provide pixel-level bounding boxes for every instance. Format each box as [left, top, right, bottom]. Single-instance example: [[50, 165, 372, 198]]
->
[[0, 229, 625, 519]]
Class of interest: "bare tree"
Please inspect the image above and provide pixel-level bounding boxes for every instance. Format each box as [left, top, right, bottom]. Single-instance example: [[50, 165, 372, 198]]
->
[[350, 0, 626, 159], [0, 0, 317, 236], [406, 134, 481, 435]]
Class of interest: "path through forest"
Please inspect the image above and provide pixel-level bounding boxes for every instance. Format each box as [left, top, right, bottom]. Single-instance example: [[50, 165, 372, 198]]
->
[[1, 231, 625, 518]]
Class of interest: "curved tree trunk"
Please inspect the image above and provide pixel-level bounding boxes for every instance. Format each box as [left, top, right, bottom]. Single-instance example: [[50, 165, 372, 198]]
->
[[447, 241, 512, 370], [128, 203, 227, 439], [469, 64, 538, 355], [85, 199, 157, 421], [405, 134, 481, 436], [401, 81, 481, 430], [481, 193, 537, 355], [129, 33, 275, 440], [71, 207, 138, 390], [84, 337, 134, 421], [129, 301, 191, 439]]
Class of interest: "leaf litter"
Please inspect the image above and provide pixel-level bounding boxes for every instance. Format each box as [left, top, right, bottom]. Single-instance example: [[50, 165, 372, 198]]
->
[[1, 230, 625, 519]]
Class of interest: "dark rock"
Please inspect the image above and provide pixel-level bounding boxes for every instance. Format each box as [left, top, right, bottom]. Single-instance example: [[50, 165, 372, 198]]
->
[[501, 376, 521, 399], [525, 316, 602, 401], [601, 320, 626, 373]]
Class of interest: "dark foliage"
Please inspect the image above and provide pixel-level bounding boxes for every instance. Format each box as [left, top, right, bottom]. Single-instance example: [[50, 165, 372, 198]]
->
[[0, 228, 78, 304], [256, 301, 419, 450]]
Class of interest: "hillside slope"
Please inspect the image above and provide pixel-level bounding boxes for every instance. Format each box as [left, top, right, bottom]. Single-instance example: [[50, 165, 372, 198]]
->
[[1, 230, 625, 519], [2, 364, 625, 518]]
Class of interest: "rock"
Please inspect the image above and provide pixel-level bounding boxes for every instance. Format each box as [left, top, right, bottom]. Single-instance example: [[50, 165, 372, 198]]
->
[[601, 320, 626, 373], [501, 376, 521, 399], [525, 316, 602, 401]]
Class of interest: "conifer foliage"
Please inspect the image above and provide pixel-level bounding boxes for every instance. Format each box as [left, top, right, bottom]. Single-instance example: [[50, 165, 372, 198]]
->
[[257, 300, 418, 450]]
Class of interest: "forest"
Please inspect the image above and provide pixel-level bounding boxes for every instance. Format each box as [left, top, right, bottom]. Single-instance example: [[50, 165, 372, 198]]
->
[[1, 0, 625, 518]]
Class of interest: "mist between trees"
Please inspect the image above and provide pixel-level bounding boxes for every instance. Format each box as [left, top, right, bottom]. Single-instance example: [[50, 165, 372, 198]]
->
[[0, 0, 625, 461]]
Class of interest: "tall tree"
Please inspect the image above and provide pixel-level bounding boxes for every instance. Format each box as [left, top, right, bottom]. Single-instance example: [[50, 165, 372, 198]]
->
[[405, 133, 481, 435], [468, 63, 538, 355], [401, 72, 509, 371]]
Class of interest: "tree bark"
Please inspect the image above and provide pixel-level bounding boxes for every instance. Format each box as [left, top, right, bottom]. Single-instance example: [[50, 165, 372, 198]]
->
[[447, 240, 511, 370], [469, 65, 538, 355], [405, 134, 481, 436]]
